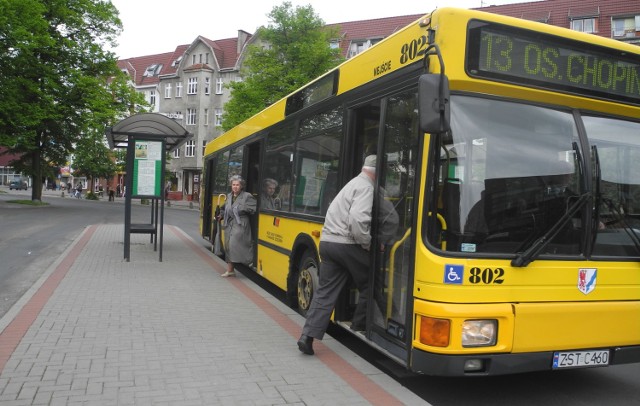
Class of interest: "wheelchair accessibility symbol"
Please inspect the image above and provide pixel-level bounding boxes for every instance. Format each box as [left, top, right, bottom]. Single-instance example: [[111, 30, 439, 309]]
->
[[444, 265, 464, 284]]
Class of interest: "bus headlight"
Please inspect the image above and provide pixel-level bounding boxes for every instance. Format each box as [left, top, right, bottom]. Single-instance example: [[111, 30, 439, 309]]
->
[[462, 320, 497, 347]]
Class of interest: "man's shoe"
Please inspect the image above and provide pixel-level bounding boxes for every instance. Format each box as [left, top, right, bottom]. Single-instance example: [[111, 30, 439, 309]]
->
[[297, 334, 314, 355], [221, 270, 236, 277]]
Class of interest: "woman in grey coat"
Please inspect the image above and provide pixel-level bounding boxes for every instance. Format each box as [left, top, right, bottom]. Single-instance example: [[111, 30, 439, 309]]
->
[[220, 175, 257, 277]]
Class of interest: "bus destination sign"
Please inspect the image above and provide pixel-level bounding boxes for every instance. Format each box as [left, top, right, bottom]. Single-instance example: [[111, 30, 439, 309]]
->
[[466, 20, 640, 106]]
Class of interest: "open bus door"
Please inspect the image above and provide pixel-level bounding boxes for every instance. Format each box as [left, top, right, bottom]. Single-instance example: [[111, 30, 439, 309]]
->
[[245, 141, 262, 269], [344, 91, 420, 364], [371, 90, 421, 364]]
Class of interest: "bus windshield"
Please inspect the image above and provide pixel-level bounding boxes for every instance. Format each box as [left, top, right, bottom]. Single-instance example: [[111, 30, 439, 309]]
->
[[431, 95, 640, 259]]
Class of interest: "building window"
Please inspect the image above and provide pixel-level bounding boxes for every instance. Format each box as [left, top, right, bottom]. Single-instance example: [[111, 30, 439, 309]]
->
[[192, 54, 196, 65], [216, 78, 223, 94], [149, 90, 156, 106], [330, 40, 340, 49], [204, 77, 210, 95], [347, 39, 381, 58], [185, 140, 195, 157], [176, 82, 183, 98], [202, 140, 207, 157], [143, 64, 162, 77], [206, 53, 209, 64], [187, 77, 198, 94], [348, 41, 366, 58], [173, 148, 180, 158], [164, 83, 172, 98], [571, 18, 597, 33], [187, 108, 197, 126], [204, 108, 209, 126], [215, 108, 222, 126], [612, 16, 640, 38]]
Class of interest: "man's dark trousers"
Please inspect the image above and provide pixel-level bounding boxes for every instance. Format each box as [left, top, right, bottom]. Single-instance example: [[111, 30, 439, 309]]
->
[[302, 241, 370, 340]]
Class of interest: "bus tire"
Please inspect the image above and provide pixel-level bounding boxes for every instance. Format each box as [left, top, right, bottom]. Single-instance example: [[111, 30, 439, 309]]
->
[[296, 249, 319, 317]]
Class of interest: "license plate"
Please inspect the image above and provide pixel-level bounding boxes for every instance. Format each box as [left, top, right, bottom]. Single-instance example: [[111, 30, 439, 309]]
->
[[552, 350, 610, 369]]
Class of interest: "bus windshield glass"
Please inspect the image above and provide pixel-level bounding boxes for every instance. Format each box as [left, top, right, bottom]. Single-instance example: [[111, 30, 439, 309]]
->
[[584, 116, 640, 257], [431, 95, 640, 259]]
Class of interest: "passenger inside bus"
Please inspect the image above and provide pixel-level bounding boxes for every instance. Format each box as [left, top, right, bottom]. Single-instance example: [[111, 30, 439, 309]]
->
[[261, 178, 280, 210]]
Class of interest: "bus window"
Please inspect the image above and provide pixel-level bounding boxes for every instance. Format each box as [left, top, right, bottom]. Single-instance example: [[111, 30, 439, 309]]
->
[[263, 124, 296, 211], [228, 146, 244, 180], [584, 116, 640, 257], [214, 150, 230, 194], [294, 108, 343, 216]]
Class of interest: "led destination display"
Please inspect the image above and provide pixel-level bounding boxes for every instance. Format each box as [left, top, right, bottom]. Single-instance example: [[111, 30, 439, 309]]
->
[[466, 21, 640, 105]]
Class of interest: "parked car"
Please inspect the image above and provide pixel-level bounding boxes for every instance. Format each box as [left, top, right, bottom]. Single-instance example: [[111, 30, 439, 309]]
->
[[9, 180, 28, 190]]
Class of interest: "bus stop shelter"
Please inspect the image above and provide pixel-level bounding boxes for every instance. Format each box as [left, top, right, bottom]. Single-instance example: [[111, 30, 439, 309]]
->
[[106, 113, 192, 262]]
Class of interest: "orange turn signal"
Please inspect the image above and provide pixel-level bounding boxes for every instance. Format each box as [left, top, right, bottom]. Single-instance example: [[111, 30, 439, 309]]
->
[[420, 316, 450, 347], [311, 230, 321, 238]]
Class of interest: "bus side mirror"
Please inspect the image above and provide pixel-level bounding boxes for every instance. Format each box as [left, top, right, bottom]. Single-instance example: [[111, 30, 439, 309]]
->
[[419, 74, 451, 133]]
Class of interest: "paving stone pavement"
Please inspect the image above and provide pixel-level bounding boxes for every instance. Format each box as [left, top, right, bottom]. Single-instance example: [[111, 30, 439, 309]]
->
[[0, 224, 428, 405]]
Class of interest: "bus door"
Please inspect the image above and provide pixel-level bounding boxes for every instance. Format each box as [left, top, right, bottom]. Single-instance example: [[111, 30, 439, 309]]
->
[[201, 156, 216, 241], [245, 141, 262, 268], [370, 90, 419, 362]]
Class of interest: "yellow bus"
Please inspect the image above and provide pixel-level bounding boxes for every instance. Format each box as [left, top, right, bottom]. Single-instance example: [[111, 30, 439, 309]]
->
[[200, 7, 640, 376]]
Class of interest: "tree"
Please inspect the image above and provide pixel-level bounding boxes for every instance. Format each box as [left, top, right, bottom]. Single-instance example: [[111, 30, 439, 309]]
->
[[72, 129, 117, 196], [222, 2, 343, 131], [0, 0, 145, 201]]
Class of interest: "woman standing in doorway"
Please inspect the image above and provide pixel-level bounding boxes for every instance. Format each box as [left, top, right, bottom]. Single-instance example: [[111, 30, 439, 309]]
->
[[219, 175, 256, 277]]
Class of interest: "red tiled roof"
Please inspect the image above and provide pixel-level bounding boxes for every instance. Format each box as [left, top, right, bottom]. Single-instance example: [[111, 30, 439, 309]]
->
[[117, 51, 178, 86], [326, 14, 425, 57], [0, 147, 21, 166], [200, 36, 242, 70], [475, 0, 640, 39], [119, 35, 246, 83]]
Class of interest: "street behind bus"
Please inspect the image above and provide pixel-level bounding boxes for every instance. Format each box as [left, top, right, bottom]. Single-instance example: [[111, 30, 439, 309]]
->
[[0, 187, 638, 405]]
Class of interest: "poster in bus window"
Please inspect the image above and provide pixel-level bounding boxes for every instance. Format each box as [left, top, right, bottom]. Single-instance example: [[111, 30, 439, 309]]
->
[[298, 158, 330, 208]]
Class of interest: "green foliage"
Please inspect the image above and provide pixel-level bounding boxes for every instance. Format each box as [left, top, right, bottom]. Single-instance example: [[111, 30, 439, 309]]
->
[[0, 0, 142, 200], [113, 148, 127, 173], [222, 1, 343, 131], [72, 129, 117, 181]]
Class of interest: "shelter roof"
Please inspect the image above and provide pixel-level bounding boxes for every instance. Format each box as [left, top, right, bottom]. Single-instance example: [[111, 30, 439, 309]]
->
[[106, 113, 192, 152]]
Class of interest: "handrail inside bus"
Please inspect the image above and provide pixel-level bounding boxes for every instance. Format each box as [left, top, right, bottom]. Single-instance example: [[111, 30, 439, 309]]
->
[[386, 227, 413, 321], [427, 212, 447, 251]]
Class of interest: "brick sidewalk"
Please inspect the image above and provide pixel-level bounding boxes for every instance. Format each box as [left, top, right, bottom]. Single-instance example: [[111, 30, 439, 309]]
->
[[0, 224, 427, 405]]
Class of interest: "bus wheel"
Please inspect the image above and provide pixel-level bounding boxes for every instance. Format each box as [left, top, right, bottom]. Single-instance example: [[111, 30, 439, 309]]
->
[[297, 250, 319, 317]]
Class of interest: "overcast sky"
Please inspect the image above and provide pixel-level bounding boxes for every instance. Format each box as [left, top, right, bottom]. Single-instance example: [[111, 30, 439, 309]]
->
[[108, 0, 532, 59]]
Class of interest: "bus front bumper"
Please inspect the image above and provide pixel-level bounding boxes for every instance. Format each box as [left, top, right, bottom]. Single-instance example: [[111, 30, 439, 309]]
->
[[410, 345, 640, 376]]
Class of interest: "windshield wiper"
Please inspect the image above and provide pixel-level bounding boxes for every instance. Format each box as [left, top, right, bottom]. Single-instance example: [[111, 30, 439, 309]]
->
[[590, 145, 602, 254], [511, 193, 590, 267]]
